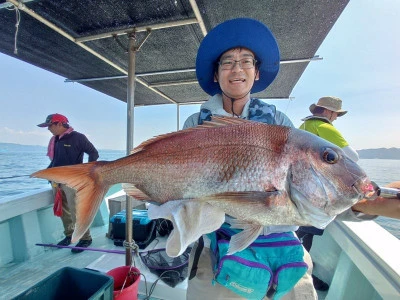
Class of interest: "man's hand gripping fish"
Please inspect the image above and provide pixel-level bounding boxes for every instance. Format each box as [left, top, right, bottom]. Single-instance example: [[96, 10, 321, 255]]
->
[[31, 117, 374, 256]]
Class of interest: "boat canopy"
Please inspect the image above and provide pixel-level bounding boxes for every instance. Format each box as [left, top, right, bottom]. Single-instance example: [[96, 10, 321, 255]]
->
[[0, 0, 349, 106]]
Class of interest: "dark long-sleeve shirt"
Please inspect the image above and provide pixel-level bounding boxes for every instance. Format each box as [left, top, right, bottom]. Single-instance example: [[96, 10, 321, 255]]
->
[[49, 131, 98, 168]]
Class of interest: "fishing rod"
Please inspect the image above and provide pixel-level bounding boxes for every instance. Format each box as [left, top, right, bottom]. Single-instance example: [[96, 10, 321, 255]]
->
[[372, 182, 400, 199], [375, 186, 400, 199], [36, 243, 127, 254], [0, 175, 30, 179]]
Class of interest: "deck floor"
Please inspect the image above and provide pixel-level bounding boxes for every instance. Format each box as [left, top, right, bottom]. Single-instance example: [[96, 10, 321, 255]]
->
[[0, 224, 327, 300], [0, 224, 187, 300]]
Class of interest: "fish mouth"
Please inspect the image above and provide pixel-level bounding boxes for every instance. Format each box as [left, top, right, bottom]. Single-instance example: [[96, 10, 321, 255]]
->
[[352, 177, 376, 200]]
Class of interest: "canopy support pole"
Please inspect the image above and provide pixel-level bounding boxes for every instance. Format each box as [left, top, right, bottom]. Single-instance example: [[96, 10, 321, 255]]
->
[[125, 31, 137, 266]]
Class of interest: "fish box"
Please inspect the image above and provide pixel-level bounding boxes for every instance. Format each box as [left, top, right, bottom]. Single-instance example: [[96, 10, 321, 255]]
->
[[110, 209, 156, 249], [13, 267, 113, 300]]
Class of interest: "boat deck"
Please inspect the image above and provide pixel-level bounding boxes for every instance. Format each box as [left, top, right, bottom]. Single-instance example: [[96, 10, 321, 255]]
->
[[1, 222, 331, 300], [0, 224, 187, 300]]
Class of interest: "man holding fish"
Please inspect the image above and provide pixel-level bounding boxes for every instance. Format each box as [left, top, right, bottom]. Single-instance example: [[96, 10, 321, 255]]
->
[[31, 18, 400, 299], [182, 17, 319, 299], [181, 18, 399, 299]]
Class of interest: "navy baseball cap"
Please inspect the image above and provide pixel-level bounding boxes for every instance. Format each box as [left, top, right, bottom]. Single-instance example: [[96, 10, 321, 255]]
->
[[37, 113, 69, 127]]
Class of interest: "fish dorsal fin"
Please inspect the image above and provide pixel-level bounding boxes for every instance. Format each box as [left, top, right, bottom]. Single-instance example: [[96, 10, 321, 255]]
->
[[130, 116, 253, 155], [122, 183, 151, 200]]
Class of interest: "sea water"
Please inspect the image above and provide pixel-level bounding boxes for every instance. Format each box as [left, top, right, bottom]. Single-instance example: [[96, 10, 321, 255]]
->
[[357, 159, 400, 239], [0, 144, 399, 238], [0, 144, 125, 198]]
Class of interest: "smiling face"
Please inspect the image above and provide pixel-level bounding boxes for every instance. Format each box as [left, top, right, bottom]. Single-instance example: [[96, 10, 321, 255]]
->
[[214, 48, 259, 102]]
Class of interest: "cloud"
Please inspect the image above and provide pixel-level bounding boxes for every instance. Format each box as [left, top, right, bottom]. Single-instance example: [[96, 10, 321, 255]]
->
[[0, 127, 50, 146]]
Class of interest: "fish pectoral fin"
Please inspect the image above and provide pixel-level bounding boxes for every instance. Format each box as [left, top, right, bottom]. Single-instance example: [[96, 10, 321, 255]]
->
[[147, 200, 225, 257], [227, 223, 263, 255], [199, 191, 280, 203], [122, 183, 151, 201]]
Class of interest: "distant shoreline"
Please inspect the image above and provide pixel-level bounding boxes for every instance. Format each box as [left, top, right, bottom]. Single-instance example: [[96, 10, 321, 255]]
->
[[357, 148, 400, 160]]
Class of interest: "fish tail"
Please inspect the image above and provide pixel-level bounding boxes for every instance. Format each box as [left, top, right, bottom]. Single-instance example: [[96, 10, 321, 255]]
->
[[31, 162, 111, 243]]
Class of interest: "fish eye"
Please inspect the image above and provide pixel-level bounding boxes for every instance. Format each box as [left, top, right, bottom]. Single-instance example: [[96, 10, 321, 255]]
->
[[323, 148, 339, 164]]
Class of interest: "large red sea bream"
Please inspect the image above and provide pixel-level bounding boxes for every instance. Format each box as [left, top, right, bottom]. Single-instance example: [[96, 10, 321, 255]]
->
[[32, 117, 373, 256]]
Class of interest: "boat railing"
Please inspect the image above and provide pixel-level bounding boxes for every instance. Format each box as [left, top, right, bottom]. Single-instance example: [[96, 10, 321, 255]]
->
[[0, 188, 110, 267], [0, 188, 53, 223], [313, 219, 400, 299]]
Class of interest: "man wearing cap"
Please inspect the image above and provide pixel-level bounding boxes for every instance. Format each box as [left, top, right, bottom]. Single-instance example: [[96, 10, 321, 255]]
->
[[296, 96, 358, 291], [183, 18, 317, 300], [37, 113, 99, 253]]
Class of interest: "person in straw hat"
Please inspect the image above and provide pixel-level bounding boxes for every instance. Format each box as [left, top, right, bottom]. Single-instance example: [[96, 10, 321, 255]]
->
[[300, 96, 358, 162], [296, 96, 358, 291]]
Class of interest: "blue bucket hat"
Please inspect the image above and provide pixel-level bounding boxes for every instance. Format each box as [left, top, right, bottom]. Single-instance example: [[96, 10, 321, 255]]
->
[[196, 18, 280, 96]]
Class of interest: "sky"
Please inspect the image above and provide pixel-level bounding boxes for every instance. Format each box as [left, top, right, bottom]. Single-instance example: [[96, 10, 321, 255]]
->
[[0, 0, 399, 152]]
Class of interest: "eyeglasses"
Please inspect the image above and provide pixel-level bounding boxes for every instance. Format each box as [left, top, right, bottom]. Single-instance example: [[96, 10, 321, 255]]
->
[[218, 58, 257, 70]]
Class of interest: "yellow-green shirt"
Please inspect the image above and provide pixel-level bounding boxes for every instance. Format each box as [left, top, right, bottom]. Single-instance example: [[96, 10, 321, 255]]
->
[[299, 117, 349, 148]]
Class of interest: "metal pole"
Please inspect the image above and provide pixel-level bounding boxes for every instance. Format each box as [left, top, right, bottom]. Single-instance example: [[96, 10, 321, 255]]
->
[[177, 104, 180, 131], [125, 31, 136, 266]]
